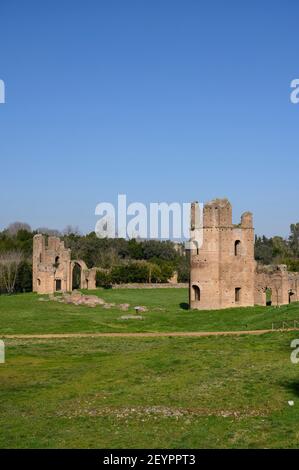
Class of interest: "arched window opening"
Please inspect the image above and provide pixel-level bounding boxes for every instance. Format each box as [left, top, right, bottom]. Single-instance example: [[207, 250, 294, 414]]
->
[[72, 263, 82, 290], [266, 288, 272, 306], [193, 285, 200, 302], [235, 287, 241, 302], [234, 240, 241, 256], [289, 291, 295, 304]]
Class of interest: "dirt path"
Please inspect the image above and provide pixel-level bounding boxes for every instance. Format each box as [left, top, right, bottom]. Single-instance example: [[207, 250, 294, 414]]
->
[[1, 328, 299, 339]]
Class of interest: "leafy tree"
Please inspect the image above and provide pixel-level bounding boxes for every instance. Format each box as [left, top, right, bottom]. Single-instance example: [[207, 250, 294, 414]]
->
[[289, 223, 299, 258], [96, 270, 112, 288], [15, 260, 32, 292], [127, 239, 144, 259], [254, 236, 274, 264]]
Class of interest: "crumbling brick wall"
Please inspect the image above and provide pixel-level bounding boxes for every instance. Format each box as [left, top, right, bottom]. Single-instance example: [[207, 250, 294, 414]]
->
[[189, 199, 299, 310], [33, 234, 96, 294]]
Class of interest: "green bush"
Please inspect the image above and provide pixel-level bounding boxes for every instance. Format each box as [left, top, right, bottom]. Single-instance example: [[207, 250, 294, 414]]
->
[[95, 270, 112, 288], [283, 258, 299, 272], [15, 260, 32, 292], [109, 260, 177, 284], [147, 262, 162, 283], [111, 262, 147, 284]]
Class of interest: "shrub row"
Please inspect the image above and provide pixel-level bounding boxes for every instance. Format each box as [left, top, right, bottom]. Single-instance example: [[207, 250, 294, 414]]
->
[[96, 260, 176, 287]]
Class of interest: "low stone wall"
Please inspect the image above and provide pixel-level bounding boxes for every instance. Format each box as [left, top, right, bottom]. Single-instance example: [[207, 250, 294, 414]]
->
[[112, 283, 188, 289]]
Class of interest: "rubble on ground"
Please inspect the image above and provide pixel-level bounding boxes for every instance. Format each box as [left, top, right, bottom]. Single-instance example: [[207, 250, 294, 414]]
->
[[46, 291, 147, 314], [120, 315, 144, 320], [134, 305, 148, 313]]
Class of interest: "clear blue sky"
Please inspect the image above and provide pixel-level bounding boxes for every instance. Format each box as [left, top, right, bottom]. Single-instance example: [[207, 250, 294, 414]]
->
[[0, 0, 298, 237]]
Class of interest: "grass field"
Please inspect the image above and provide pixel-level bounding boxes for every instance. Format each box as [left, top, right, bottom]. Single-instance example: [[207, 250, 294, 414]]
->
[[1, 288, 299, 334], [1, 289, 299, 448], [1, 333, 299, 448]]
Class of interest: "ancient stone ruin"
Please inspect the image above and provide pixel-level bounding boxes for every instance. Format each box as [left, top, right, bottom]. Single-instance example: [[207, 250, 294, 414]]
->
[[189, 198, 299, 310], [32, 234, 97, 294], [32, 234, 186, 295], [33, 202, 299, 310]]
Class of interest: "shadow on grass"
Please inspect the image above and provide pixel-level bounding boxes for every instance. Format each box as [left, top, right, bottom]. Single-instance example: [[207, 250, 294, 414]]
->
[[180, 302, 189, 310], [282, 380, 299, 397]]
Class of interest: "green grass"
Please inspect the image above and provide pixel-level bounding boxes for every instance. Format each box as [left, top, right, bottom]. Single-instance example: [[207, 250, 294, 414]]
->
[[1, 289, 299, 448], [0, 289, 299, 334], [1, 332, 299, 448]]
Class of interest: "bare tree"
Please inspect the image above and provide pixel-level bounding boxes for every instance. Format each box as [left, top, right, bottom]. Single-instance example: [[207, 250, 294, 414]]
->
[[37, 227, 61, 237], [0, 251, 23, 294], [96, 247, 119, 269], [6, 222, 31, 235], [63, 225, 81, 236]]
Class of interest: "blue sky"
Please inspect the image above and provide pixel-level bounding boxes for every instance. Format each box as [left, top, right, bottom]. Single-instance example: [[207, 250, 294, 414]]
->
[[0, 0, 298, 237]]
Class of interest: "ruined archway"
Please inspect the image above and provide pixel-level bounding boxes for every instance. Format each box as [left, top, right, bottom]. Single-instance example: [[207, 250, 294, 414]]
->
[[33, 234, 97, 294], [289, 290, 295, 304], [70, 259, 89, 291], [72, 263, 82, 290], [265, 287, 272, 306]]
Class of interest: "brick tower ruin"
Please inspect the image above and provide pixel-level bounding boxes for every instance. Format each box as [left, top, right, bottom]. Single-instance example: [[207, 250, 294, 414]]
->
[[189, 198, 299, 310], [33, 234, 97, 294], [189, 199, 256, 310]]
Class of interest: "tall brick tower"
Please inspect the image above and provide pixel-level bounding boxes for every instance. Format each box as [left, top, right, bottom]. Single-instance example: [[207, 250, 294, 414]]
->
[[189, 199, 256, 310], [32, 234, 72, 294]]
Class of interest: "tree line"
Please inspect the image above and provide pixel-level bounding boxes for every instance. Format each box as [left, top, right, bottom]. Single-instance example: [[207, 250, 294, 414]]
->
[[0, 221, 298, 293], [255, 223, 299, 271], [0, 223, 188, 293]]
